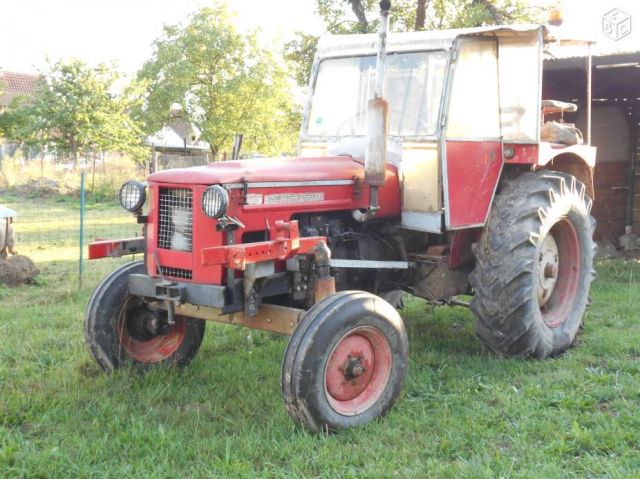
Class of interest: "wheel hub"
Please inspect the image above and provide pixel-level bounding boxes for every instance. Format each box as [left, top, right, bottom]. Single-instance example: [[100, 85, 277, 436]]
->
[[341, 355, 366, 380], [118, 298, 187, 363], [126, 308, 170, 340], [538, 233, 559, 306], [325, 333, 376, 402]]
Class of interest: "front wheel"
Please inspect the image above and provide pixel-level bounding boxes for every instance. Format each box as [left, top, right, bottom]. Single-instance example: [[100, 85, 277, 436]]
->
[[470, 171, 596, 359], [84, 261, 206, 371], [281, 291, 408, 432]]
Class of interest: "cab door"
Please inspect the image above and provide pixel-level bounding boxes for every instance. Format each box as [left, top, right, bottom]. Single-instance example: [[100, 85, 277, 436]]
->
[[442, 38, 503, 230]]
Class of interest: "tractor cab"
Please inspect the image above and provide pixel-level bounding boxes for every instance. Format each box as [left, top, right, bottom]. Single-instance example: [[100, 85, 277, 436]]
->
[[300, 25, 595, 233]]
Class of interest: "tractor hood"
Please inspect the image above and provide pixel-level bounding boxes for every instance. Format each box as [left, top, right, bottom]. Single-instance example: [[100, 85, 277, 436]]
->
[[147, 156, 384, 185]]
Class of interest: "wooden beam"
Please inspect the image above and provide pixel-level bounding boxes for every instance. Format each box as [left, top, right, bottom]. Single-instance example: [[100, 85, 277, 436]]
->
[[154, 302, 305, 336]]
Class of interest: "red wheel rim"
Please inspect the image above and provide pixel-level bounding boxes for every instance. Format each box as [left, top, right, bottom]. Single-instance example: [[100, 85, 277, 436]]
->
[[324, 326, 392, 416], [117, 304, 187, 363], [539, 218, 581, 327]]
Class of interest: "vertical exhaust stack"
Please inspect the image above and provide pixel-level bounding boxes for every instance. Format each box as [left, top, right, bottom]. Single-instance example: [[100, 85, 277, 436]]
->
[[231, 133, 243, 161], [363, 0, 391, 217]]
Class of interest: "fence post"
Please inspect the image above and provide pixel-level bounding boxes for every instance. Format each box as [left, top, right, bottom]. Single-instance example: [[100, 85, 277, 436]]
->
[[79, 170, 86, 288]]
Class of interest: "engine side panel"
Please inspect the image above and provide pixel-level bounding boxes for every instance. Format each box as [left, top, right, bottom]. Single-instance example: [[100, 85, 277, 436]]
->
[[146, 168, 401, 285]]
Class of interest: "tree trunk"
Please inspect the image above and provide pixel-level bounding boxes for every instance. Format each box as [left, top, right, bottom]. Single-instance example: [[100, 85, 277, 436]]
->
[[210, 145, 220, 161], [471, 0, 504, 24], [150, 150, 158, 173], [91, 150, 97, 190], [348, 0, 369, 32], [0, 150, 8, 188], [415, 0, 428, 31], [71, 139, 79, 167]]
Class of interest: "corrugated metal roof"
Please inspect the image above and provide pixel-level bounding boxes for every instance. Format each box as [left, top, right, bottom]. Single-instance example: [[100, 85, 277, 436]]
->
[[0, 205, 17, 219], [147, 126, 210, 151], [545, 42, 640, 61]]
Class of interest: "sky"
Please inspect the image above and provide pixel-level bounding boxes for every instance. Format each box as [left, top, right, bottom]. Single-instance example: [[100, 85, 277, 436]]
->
[[0, 0, 324, 74], [1, 0, 639, 76], [559, 0, 640, 54]]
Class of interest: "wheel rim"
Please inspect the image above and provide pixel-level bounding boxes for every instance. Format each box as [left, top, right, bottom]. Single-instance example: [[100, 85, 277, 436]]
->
[[538, 218, 581, 327], [324, 326, 392, 416], [117, 298, 187, 363], [537, 233, 559, 307]]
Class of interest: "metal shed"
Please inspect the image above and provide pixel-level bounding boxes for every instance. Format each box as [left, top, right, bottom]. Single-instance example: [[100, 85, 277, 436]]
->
[[544, 49, 640, 240]]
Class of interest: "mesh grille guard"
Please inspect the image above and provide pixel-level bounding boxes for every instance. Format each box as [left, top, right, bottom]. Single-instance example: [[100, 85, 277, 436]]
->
[[158, 187, 193, 252]]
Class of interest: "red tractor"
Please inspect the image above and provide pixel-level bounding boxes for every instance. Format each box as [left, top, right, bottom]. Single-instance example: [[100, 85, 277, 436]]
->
[[86, 4, 596, 431]]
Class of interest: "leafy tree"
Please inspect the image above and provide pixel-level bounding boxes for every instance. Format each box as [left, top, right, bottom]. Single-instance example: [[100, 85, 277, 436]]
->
[[0, 98, 37, 146], [285, 0, 553, 87], [0, 60, 146, 163], [0, 80, 43, 148], [284, 32, 319, 92], [136, 4, 299, 160], [316, 0, 548, 33]]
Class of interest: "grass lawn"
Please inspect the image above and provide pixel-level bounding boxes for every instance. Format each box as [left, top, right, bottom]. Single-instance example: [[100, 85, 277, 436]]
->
[[1, 200, 639, 477]]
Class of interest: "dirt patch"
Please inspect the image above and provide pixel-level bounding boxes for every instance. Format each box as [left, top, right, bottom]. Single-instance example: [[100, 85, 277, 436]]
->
[[0, 255, 40, 286], [618, 250, 640, 261], [0, 179, 79, 199], [77, 360, 102, 378]]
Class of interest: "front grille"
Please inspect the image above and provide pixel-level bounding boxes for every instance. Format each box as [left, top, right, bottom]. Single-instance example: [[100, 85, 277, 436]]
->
[[159, 266, 193, 280], [158, 187, 193, 251]]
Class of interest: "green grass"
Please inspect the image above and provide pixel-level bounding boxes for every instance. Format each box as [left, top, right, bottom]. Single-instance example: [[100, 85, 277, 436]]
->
[[1, 201, 640, 477]]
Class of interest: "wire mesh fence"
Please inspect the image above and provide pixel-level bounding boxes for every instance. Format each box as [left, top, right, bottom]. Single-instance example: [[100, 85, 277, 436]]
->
[[1, 157, 145, 284], [3, 191, 139, 273], [154, 152, 210, 171], [0, 149, 215, 285]]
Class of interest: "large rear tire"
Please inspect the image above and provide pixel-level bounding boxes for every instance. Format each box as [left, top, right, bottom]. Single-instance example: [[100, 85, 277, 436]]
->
[[84, 261, 206, 371], [470, 171, 596, 359], [281, 291, 408, 432]]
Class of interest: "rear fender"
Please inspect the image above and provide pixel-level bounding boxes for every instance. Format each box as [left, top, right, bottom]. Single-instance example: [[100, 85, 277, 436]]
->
[[538, 150, 595, 200]]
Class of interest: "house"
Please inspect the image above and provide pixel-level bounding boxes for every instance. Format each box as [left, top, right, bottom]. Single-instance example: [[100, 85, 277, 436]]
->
[[147, 111, 211, 171], [0, 71, 41, 160], [0, 70, 40, 111]]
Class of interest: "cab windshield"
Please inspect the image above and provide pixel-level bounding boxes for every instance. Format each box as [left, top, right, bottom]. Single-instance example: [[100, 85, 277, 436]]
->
[[307, 51, 447, 138]]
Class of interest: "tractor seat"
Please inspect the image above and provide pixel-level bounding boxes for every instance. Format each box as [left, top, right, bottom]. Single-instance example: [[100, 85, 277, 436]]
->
[[540, 100, 582, 145], [541, 99, 578, 115]]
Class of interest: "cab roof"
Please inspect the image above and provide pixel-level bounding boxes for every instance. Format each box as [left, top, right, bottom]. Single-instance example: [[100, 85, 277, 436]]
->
[[316, 24, 593, 59]]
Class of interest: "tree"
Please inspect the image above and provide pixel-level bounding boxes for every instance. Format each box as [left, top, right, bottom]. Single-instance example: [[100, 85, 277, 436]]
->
[[285, 0, 554, 87], [136, 4, 299, 160], [317, 0, 550, 33], [0, 60, 146, 164], [284, 32, 319, 90]]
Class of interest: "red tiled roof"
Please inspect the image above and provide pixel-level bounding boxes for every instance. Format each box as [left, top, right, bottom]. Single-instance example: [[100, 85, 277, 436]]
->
[[0, 71, 42, 106]]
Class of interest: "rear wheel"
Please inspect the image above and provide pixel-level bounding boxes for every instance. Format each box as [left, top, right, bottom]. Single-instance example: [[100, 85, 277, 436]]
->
[[470, 171, 596, 358], [281, 291, 408, 432], [84, 261, 205, 371]]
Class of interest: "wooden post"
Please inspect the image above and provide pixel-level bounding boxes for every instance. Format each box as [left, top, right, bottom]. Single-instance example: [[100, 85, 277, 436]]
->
[[79, 171, 86, 288]]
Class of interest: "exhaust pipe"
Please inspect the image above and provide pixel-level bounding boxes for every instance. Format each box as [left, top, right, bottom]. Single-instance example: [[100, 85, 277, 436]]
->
[[361, 0, 391, 220]]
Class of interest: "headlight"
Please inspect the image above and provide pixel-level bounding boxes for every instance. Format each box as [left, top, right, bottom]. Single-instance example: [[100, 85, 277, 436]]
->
[[202, 185, 229, 219], [119, 180, 146, 212]]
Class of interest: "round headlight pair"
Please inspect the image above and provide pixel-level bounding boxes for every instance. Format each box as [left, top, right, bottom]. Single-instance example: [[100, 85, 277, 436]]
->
[[202, 185, 229, 219], [119, 180, 146, 213]]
